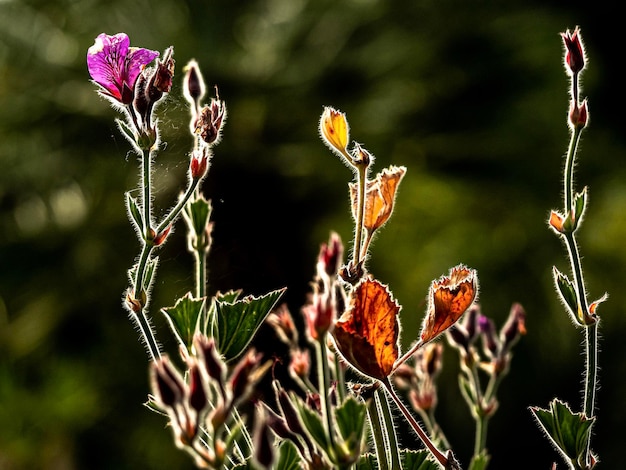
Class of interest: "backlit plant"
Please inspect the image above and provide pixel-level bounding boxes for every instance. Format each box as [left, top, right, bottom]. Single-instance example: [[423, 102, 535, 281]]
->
[[86, 26, 605, 469]]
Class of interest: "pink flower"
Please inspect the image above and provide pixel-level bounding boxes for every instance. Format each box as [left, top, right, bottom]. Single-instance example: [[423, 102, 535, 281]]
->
[[87, 33, 159, 104]]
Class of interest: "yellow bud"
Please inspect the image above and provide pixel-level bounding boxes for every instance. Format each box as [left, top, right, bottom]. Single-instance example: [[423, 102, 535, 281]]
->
[[320, 106, 350, 159]]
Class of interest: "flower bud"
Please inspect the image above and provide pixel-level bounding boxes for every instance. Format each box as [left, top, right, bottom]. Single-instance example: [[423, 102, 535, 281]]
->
[[319, 106, 350, 159], [229, 349, 263, 402], [194, 335, 226, 396], [569, 99, 588, 130], [478, 315, 499, 358], [500, 303, 526, 351], [253, 408, 275, 469], [561, 27, 586, 75], [188, 361, 208, 414], [183, 59, 206, 109], [190, 146, 210, 180], [150, 356, 186, 408], [317, 232, 344, 280]]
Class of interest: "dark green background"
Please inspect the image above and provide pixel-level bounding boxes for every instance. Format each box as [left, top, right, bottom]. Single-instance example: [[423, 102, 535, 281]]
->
[[1, 0, 625, 468]]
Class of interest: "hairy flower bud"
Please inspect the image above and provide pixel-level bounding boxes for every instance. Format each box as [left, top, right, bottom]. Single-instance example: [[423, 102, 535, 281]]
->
[[561, 27, 586, 75], [150, 356, 186, 408], [183, 59, 206, 109]]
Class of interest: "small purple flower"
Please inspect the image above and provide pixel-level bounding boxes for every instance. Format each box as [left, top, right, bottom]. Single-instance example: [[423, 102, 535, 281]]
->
[[87, 33, 159, 105]]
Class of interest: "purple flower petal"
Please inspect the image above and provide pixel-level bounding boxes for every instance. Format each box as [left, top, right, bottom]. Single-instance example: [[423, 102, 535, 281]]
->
[[87, 33, 159, 104]]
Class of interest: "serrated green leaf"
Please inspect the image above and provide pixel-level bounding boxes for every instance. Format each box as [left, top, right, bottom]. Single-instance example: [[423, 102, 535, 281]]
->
[[401, 449, 440, 469], [275, 440, 303, 470], [335, 396, 367, 443], [531, 399, 594, 467], [161, 293, 206, 351], [184, 196, 212, 238], [292, 394, 331, 452], [468, 450, 490, 470], [204, 290, 242, 337], [214, 288, 285, 362], [125, 193, 144, 237]]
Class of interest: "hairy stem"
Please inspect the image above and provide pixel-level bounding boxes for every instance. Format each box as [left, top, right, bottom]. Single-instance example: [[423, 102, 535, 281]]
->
[[365, 391, 389, 470], [317, 335, 337, 460], [376, 387, 402, 470], [382, 378, 453, 469], [352, 164, 367, 268]]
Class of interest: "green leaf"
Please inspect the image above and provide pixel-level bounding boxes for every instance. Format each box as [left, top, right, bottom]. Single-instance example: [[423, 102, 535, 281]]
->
[[184, 196, 212, 238], [292, 393, 331, 452], [531, 399, 594, 467], [214, 288, 285, 362], [401, 449, 440, 469], [125, 193, 144, 238], [335, 396, 367, 443], [161, 293, 206, 351], [468, 450, 490, 470], [275, 440, 303, 470], [552, 267, 580, 325], [204, 290, 242, 337]]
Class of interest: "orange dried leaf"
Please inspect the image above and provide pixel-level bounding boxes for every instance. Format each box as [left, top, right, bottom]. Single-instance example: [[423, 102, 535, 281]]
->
[[421, 265, 478, 344], [350, 165, 407, 232], [332, 277, 400, 380]]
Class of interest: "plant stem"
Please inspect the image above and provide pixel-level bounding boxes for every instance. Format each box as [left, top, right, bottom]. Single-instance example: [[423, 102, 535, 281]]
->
[[382, 378, 453, 469], [376, 387, 402, 470], [352, 164, 367, 269], [142, 148, 153, 234], [365, 391, 389, 470], [316, 335, 337, 460], [157, 176, 201, 233]]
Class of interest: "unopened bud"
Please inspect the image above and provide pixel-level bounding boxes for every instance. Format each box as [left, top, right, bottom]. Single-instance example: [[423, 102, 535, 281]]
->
[[569, 99, 588, 130], [253, 408, 275, 469], [151, 356, 186, 408], [190, 147, 210, 180], [317, 232, 344, 279], [500, 303, 526, 351], [478, 315, 499, 358], [561, 27, 586, 75], [229, 350, 263, 402], [183, 59, 206, 109], [194, 335, 226, 396], [188, 361, 208, 414]]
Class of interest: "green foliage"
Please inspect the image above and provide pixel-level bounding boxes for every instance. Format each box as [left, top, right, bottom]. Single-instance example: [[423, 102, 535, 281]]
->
[[161, 293, 205, 351], [212, 288, 285, 362], [531, 399, 595, 469]]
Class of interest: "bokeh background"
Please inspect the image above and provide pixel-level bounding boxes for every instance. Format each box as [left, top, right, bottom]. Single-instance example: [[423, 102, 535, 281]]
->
[[1, 0, 625, 468]]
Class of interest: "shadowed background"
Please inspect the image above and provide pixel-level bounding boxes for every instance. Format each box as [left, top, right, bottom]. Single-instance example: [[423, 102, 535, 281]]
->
[[1, 0, 625, 468]]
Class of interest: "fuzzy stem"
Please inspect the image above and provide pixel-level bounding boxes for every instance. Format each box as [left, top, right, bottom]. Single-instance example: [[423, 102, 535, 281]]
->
[[365, 391, 390, 470], [142, 148, 153, 234], [376, 387, 402, 470], [382, 378, 454, 469], [157, 176, 201, 233], [316, 335, 337, 460], [352, 164, 368, 268]]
